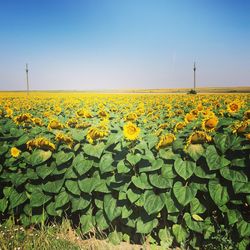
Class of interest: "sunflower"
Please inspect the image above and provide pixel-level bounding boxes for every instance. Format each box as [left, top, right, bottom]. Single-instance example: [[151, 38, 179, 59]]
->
[[27, 137, 56, 151], [75, 122, 91, 129], [10, 147, 21, 158], [201, 116, 219, 132], [14, 113, 33, 125], [5, 107, 13, 118], [99, 110, 109, 119], [48, 119, 64, 130], [86, 123, 109, 144], [186, 131, 212, 146], [55, 132, 74, 148], [156, 133, 176, 150], [174, 122, 186, 132], [123, 122, 140, 141], [32, 117, 43, 126], [243, 110, 250, 120], [76, 109, 92, 118], [125, 112, 138, 122], [245, 133, 250, 140], [232, 121, 249, 134], [66, 118, 78, 128], [184, 113, 197, 123], [227, 101, 241, 113]]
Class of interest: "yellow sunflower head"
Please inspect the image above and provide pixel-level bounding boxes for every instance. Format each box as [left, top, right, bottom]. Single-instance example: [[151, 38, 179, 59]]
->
[[123, 122, 140, 141], [245, 133, 250, 141], [86, 123, 109, 144], [156, 133, 176, 150], [10, 147, 21, 158], [174, 122, 186, 132], [201, 116, 219, 132], [125, 112, 138, 122], [243, 110, 250, 120], [227, 101, 241, 113], [232, 121, 249, 134], [55, 132, 74, 148], [27, 137, 56, 151], [184, 113, 197, 123]]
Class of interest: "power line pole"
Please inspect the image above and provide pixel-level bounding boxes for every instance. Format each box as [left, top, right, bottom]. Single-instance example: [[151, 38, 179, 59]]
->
[[26, 63, 29, 95], [193, 61, 196, 91]]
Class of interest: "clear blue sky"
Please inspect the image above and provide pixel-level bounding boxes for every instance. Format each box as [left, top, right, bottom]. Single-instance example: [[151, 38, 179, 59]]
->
[[0, 0, 249, 90]]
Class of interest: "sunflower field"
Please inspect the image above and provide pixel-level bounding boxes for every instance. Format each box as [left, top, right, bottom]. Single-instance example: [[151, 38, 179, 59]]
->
[[0, 92, 249, 249]]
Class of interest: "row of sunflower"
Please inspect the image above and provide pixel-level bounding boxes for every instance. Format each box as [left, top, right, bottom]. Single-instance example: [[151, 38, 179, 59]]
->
[[0, 92, 249, 249]]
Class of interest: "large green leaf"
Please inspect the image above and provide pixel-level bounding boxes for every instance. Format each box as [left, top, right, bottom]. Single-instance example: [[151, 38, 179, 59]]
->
[[160, 193, 179, 213], [186, 144, 204, 161], [103, 194, 121, 222], [71, 195, 91, 212], [173, 181, 197, 206], [36, 164, 56, 179], [43, 179, 64, 194], [232, 182, 250, 194], [99, 153, 114, 173], [208, 180, 229, 206], [54, 151, 74, 166], [136, 216, 158, 234], [149, 173, 173, 189], [80, 214, 95, 234], [172, 224, 188, 243], [131, 173, 152, 190], [29, 150, 52, 166], [95, 210, 109, 230], [30, 189, 51, 207], [174, 158, 196, 180], [83, 142, 105, 159], [126, 153, 141, 166], [55, 190, 70, 209], [183, 213, 204, 233], [237, 219, 250, 237], [220, 168, 248, 183], [190, 198, 206, 214], [205, 145, 230, 170], [78, 177, 99, 193], [9, 189, 28, 208], [65, 180, 81, 196], [144, 191, 164, 215], [139, 158, 164, 172], [72, 153, 93, 175]]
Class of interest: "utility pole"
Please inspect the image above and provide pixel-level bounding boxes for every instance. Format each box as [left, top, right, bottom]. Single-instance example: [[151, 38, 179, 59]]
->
[[193, 61, 196, 91], [26, 63, 29, 95]]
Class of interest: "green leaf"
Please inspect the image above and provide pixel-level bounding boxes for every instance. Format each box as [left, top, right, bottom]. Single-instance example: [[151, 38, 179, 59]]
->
[[237, 219, 250, 237], [78, 177, 99, 193], [16, 134, 30, 146], [232, 182, 250, 194], [83, 142, 105, 159], [172, 224, 188, 243], [30, 189, 51, 207], [190, 198, 206, 214], [174, 158, 196, 180], [99, 153, 114, 173], [208, 180, 229, 206], [186, 144, 204, 161], [55, 190, 69, 209], [173, 181, 197, 206], [95, 210, 109, 230], [36, 164, 55, 179], [108, 231, 122, 245], [65, 180, 81, 196], [205, 145, 230, 170], [149, 173, 172, 189], [136, 216, 158, 234], [103, 194, 121, 222], [117, 160, 131, 173], [9, 189, 27, 208], [46, 202, 62, 217], [144, 192, 164, 215], [54, 151, 74, 166], [43, 179, 64, 194], [227, 209, 240, 225], [127, 188, 141, 203], [160, 193, 179, 213], [71, 195, 91, 212], [29, 149, 52, 166], [131, 173, 152, 190], [0, 198, 8, 212], [71, 129, 86, 142], [126, 153, 141, 166], [139, 158, 164, 173], [194, 166, 216, 179], [220, 168, 248, 183], [184, 213, 204, 233], [72, 153, 93, 175], [80, 214, 95, 234]]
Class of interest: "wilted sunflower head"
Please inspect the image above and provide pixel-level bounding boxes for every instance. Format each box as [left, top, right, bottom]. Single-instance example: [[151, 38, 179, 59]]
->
[[86, 123, 109, 144], [14, 113, 33, 125], [48, 119, 64, 130], [202, 116, 219, 132], [27, 137, 56, 151], [10, 147, 21, 158], [66, 118, 78, 128], [123, 122, 140, 141], [156, 133, 176, 150], [174, 122, 186, 132], [245, 133, 250, 141], [232, 121, 249, 134], [243, 110, 250, 120], [99, 110, 109, 119], [187, 131, 212, 145], [32, 117, 43, 126], [55, 132, 74, 148], [184, 113, 196, 123], [125, 112, 138, 122]]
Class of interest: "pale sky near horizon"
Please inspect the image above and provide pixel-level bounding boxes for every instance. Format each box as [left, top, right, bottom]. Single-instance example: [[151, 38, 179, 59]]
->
[[0, 0, 250, 90]]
